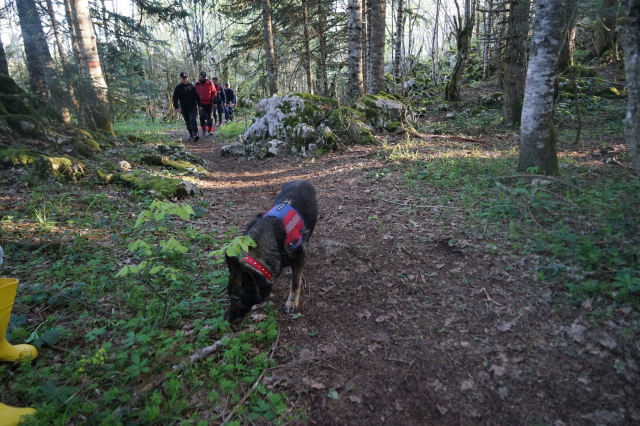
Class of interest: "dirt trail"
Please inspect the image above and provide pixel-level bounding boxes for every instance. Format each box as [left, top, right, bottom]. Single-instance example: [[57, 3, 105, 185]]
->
[[182, 131, 639, 426]]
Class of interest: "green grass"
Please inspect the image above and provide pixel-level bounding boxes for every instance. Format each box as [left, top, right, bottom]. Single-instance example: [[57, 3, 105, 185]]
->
[[113, 116, 182, 144], [1, 183, 301, 425], [383, 137, 640, 308], [216, 108, 253, 142]]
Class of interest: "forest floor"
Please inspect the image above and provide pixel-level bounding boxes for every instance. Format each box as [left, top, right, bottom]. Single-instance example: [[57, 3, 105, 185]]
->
[[180, 93, 639, 424], [1, 62, 638, 425]]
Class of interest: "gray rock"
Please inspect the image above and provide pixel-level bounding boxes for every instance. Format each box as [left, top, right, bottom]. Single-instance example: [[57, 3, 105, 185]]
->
[[118, 160, 131, 170], [176, 180, 200, 196], [445, 112, 456, 119], [221, 143, 246, 157]]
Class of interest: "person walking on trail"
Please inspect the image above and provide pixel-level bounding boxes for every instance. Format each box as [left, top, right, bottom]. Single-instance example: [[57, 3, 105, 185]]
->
[[223, 83, 236, 123], [195, 71, 217, 136], [172, 72, 202, 140], [211, 77, 226, 126]]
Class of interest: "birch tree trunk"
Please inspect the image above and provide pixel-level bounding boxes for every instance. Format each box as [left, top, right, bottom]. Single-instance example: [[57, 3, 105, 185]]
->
[[16, 0, 71, 122], [518, 0, 564, 175], [348, 0, 364, 98], [368, 0, 386, 94], [622, 0, 640, 175], [445, 0, 476, 102], [70, 0, 113, 133], [261, 0, 278, 96], [302, 0, 314, 94], [394, 0, 404, 77], [0, 34, 8, 76], [503, 0, 530, 126]]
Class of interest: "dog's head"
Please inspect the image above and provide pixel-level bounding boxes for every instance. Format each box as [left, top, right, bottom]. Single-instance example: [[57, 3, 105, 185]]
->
[[225, 255, 271, 322]]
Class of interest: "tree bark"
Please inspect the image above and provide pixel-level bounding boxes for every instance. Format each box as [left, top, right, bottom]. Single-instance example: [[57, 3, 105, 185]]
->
[[363, 1, 368, 91], [317, 0, 328, 96], [432, 0, 441, 84], [445, 0, 476, 102], [503, 0, 530, 126], [394, 0, 404, 77], [348, 0, 364, 98], [261, 0, 278, 96], [70, 0, 112, 133], [587, 0, 619, 60], [557, 0, 579, 72], [16, 0, 71, 122], [64, 0, 95, 129], [622, 0, 640, 175], [302, 0, 314, 94], [0, 34, 8, 76], [368, 0, 386, 94], [518, 0, 564, 175], [15, 0, 48, 101]]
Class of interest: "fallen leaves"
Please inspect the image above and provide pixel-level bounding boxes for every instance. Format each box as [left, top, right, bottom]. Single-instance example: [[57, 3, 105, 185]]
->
[[489, 364, 507, 377], [371, 332, 390, 343], [568, 324, 587, 343], [348, 395, 362, 403], [311, 382, 325, 389], [598, 336, 617, 350], [322, 343, 337, 356], [357, 310, 371, 319], [497, 321, 516, 332], [461, 379, 475, 391]]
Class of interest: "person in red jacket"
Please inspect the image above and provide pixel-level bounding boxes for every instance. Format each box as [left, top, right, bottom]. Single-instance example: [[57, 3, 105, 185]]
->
[[194, 71, 217, 135]]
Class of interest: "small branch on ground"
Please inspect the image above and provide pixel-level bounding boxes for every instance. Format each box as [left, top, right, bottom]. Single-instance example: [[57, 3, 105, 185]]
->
[[498, 174, 582, 191]]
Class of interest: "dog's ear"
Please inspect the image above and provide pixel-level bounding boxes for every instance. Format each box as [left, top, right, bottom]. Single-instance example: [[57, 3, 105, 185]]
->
[[225, 254, 241, 270], [255, 213, 265, 219]]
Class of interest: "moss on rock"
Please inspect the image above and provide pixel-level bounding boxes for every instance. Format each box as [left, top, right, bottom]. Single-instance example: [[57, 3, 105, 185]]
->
[[125, 134, 146, 143], [116, 171, 200, 198], [0, 95, 38, 116], [0, 149, 40, 167], [356, 94, 408, 131], [5, 114, 41, 137], [141, 155, 168, 166], [571, 65, 597, 78], [599, 87, 621, 98], [34, 156, 81, 180], [75, 142, 95, 158], [164, 159, 205, 173], [0, 75, 25, 95], [96, 169, 114, 184]]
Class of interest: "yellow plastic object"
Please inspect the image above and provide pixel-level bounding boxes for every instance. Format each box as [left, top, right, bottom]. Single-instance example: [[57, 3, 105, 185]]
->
[[0, 403, 36, 426], [0, 278, 38, 362]]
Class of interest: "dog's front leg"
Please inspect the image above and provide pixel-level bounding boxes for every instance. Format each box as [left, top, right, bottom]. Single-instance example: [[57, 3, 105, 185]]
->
[[284, 254, 304, 314]]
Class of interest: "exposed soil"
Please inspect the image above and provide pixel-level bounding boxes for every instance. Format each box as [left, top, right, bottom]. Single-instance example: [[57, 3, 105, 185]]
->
[[182, 129, 640, 426]]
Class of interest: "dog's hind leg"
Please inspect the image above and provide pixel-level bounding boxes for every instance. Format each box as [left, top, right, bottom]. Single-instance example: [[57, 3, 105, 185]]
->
[[284, 255, 304, 314]]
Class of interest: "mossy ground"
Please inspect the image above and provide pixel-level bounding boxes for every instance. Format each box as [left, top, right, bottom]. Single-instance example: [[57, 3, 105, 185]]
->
[[0, 148, 40, 167]]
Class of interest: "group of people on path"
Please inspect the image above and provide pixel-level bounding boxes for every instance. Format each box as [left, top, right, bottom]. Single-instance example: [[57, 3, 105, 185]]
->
[[172, 71, 236, 140]]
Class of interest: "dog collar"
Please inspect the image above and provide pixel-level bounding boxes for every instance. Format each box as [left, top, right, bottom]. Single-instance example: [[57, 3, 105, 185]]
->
[[243, 255, 273, 281]]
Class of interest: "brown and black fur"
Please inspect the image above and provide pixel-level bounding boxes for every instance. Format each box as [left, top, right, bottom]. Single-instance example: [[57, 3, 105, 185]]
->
[[225, 180, 318, 321]]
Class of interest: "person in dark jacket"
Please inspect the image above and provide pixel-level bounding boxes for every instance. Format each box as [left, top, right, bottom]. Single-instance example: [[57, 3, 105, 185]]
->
[[223, 83, 236, 123], [194, 71, 216, 135], [211, 77, 226, 126], [172, 72, 202, 140]]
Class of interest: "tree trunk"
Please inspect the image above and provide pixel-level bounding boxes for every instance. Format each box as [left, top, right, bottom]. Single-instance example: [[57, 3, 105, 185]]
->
[[503, 0, 530, 126], [432, 0, 441, 84], [394, 0, 404, 77], [64, 0, 96, 129], [587, 0, 619, 59], [445, 0, 476, 102], [15, 1, 48, 101], [302, 0, 314, 94], [348, 0, 364, 98], [318, 0, 328, 96], [45, 0, 83, 125], [70, 0, 112, 133], [622, 0, 640, 175], [0, 34, 8, 76], [557, 0, 579, 72], [518, 0, 564, 175], [363, 2, 368, 91], [368, 0, 386, 94], [16, 0, 71, 122], [261, 0, 278, 96]]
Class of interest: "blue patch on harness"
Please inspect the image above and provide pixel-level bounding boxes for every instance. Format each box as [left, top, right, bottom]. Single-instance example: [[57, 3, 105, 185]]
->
[[265, 203, 305, 249]]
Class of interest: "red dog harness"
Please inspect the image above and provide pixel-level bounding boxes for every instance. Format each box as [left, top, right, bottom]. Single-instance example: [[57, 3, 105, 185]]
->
[[243, 202, 305, 281]]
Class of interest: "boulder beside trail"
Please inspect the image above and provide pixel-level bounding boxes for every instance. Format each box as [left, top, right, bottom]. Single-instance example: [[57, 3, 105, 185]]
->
[[237, 92, 410, 158]]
